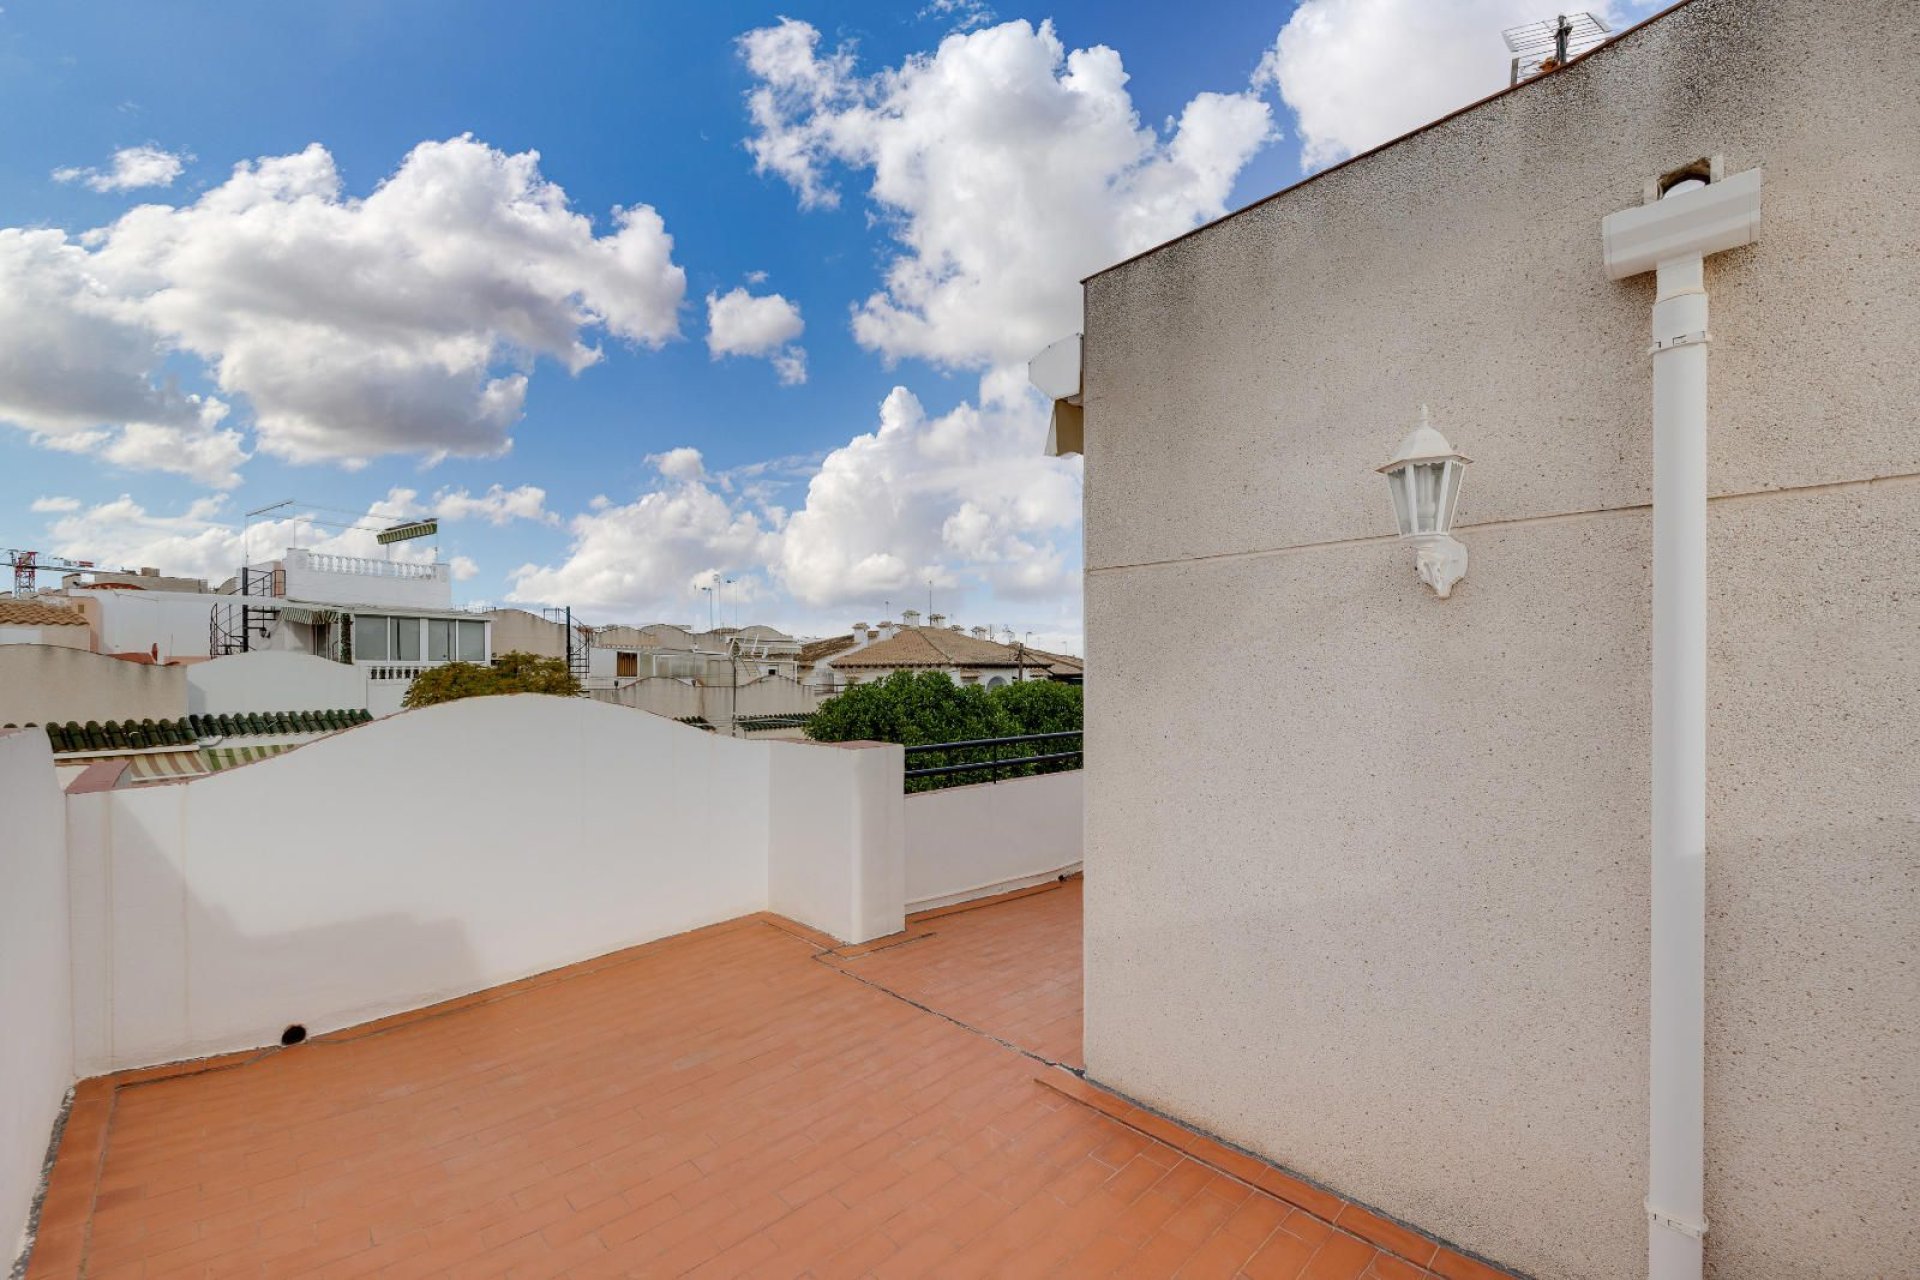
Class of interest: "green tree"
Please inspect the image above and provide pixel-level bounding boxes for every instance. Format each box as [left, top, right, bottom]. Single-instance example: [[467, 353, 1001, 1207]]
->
[[989, 679, 1083, 778], [490, 650, 583, 696], [401, 651, 582, 709], [990, 679, 1081, 736], [806, 670, 1082, 790]]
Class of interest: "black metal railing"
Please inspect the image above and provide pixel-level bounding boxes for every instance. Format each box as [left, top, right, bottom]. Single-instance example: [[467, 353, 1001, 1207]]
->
[[902, 730, 1082, 793]]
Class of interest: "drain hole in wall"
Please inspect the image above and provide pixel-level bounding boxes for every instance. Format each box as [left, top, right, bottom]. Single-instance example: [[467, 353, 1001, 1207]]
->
[[281, 1024, 307, 1046]]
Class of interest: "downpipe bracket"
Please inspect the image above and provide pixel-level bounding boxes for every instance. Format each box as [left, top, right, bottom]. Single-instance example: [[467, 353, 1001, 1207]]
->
[[1649, 331, 1711, 355], [1646, 1202, 1709, 1241]]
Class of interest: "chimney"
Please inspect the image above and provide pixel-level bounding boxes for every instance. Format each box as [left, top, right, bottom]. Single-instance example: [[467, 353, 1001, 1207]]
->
[[140, 567, 159, 577], [929, 613, 946, 628], [902, 609, 921, 628], [875, 619, 895, 640], [851, 622, 870, 648], [971, 626, 988, 640]]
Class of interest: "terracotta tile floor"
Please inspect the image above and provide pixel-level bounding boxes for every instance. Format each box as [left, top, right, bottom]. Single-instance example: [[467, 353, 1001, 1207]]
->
[[824, 880, 1085, 1069], [25, 880, 1507, 1279]]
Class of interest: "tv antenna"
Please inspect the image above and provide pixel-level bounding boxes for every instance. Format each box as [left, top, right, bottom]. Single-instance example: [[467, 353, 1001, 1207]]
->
[[1502, 12, 1610, 84]]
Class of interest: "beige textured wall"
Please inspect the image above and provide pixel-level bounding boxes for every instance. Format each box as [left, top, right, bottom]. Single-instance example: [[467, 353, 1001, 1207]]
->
[[591, 674, 823, 730], [0, 645, 188, 727], [484, 608, 567, 659], [1079, 2, 1919, 1277]]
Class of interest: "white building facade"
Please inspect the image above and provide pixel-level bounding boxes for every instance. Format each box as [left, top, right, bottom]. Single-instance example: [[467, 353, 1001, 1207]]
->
[[1068, 2, 1918, 1278]]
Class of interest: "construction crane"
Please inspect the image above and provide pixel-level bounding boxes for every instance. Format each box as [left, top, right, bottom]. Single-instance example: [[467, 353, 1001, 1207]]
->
[[4, 549, 133, 596]]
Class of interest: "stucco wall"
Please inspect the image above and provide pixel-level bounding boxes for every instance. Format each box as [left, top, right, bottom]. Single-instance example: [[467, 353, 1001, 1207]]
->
[[0, 730, 73, 1266], [591, 675, 824, 729], [904, 772, 1083, 911], [767, 740, 906, 947], [65, 696, 907, 1074], [186, 650, 369, 715], [1079, 2, 1919, 1277], [76, 588, 221, 661], [0, 645, 187, 727], [592, 677, 702, 720], [281, 551, 452, 610], [0, 624, 88, 649], [485, 608, 568, 659]]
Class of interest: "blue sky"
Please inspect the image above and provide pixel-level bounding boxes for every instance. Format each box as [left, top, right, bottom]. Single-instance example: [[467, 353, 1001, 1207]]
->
[[0, 0, 1662, 646]]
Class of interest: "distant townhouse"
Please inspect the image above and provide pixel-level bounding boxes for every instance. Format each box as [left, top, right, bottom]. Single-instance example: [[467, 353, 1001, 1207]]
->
[[802, 611, 1083, 693]]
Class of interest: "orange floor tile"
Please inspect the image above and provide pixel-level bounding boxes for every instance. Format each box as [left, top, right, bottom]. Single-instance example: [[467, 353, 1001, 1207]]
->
[[23, 881, 1505, 1279], [825, 878, 1086, 1069]]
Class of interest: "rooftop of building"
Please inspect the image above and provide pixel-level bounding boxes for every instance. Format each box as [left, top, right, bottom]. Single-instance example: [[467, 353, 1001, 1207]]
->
[[0, 600, 88, 626], [830, 625, 1077, 672], [797, 633, 859, 666], [22, 878, 1503, 1279]]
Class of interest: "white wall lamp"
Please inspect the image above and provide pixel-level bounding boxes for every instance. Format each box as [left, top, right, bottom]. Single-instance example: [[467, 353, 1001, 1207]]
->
[[1378, 406, 1472, 598]]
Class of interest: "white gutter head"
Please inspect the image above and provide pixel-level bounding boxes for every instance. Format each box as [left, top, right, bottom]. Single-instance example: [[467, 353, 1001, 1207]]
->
[[1602, 167, 1762, 279], [1029, 334, 1084, 458], [1028, 334, 1082, 403]]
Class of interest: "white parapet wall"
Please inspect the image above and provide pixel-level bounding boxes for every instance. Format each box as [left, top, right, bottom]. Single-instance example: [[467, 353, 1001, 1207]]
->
[[0, 730, 73, 1263], [903, 771, 1083, 912], [0, 645, 187, 727], [65, 695, 906, 1074], [186, 650, 370, 715], [769, 740, 906, 943]]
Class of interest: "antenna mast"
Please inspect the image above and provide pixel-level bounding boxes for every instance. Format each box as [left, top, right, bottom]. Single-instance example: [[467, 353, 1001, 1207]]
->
[[1502, 11, 1610, 84]]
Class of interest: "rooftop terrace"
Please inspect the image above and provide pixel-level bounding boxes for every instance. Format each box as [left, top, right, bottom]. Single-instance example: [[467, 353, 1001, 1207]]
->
[[23, 879, 1504, 1280]]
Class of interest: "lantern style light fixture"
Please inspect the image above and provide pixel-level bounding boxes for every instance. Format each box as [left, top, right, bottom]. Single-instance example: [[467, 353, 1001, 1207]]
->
[[1377, 405, 1472, 598]]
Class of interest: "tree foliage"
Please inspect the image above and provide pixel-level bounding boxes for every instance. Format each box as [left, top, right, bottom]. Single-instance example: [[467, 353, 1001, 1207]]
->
[[805, 671, 1082, 790], [402, 651, 582, 709]]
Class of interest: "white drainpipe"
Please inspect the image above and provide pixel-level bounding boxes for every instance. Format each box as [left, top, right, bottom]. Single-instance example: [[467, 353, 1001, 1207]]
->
[[1602, 164, 1761, 1280]]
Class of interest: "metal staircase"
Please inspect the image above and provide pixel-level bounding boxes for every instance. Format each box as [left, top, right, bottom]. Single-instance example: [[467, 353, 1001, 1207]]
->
[[543, 606, 591, 686], [209, 566, 281, 656]]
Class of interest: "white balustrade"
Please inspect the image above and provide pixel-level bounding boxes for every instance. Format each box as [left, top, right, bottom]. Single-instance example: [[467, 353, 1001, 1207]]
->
[[285, 549, 444, 582]]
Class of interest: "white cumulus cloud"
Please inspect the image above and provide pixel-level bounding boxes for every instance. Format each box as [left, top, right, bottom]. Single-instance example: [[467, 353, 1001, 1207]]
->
[[508, 448, 780, 616], [739, 17, 1276, 369], [53, 144, 190, 192], [30, 483, 550, 589], [777, 371, 1080, 607], [3, 135, 687, 482], [508, 373, 1080, 621], [36, 491, 438, 585], [0, 228, 247, 487], [1256, 0, 1642, 171], [705, 286, 807, 384], [430, 483, 558, 527]]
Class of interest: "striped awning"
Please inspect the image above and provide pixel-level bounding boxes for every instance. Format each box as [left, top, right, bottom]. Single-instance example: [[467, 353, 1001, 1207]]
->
[[201, 744, 294, 773], [126, 751, 211, 783]]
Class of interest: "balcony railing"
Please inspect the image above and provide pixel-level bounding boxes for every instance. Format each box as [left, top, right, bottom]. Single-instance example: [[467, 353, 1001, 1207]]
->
[[365, 664, 432, 682], [287, 549, 443, 581], [902, 730, 1083, 793]]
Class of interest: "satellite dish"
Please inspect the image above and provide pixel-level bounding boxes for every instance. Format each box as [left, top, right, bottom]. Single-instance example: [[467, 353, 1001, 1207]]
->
[[1502, 12, 1611, 84]]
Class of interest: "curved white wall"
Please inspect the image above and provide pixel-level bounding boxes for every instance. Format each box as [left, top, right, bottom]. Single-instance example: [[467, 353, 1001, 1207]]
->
[[66, 696, 904, 1073], [186, 650, 369, 715], [0, 730, 72, 1264]]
